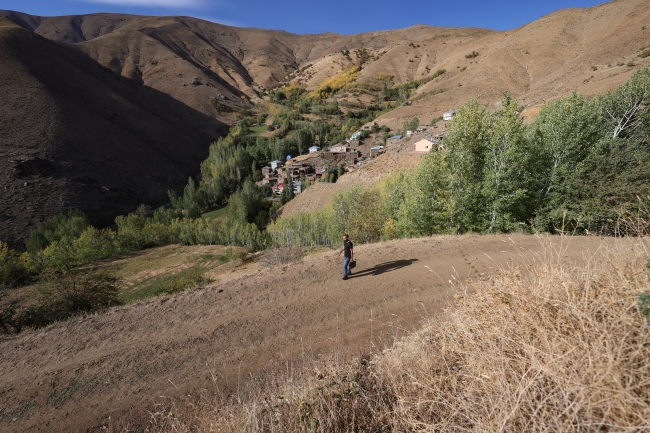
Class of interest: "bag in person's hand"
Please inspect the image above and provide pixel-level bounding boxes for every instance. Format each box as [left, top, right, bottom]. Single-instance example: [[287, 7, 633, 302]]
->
[[349, 260, 356, 269]]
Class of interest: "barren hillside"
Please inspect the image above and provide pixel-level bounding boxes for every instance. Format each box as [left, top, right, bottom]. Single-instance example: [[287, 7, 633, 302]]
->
[[1, 0, 649, 244], [5, 0, 649, 125], [0, 17, 222, 246]]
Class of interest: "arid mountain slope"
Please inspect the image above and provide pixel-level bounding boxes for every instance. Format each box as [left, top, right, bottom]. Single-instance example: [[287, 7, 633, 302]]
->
[[375, 0, 650, 128], [1, 0, 649, 244], [6, 0, 649, 129], [0, 17, 220, 246]]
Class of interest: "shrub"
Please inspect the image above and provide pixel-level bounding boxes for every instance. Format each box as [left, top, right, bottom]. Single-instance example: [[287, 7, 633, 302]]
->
[[640, 49, 650, 59], [26, 209, 90, 255], [639, 292, 650, 324], [8, 271, 120, 331], [259, 247, 304, 267], [465, 51, 480, 59], [0, 242, 33, 287], [119, 266, 208, 303]]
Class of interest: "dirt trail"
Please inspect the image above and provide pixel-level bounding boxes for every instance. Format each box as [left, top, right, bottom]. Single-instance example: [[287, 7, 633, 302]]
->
[[0, 234, 607, 432]]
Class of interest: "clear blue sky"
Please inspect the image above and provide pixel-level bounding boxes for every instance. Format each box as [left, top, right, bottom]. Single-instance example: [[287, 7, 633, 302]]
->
[[2, 0, 607, 34]]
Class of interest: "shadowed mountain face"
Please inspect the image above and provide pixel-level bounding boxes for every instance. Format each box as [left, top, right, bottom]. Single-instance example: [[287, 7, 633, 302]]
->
[[0, 17, 224, 246], [1, 0, 649, 245]]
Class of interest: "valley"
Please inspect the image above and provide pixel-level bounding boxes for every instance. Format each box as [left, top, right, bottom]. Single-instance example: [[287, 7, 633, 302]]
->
[[1, 0, 650, 245], [1, 1, 650, 431]]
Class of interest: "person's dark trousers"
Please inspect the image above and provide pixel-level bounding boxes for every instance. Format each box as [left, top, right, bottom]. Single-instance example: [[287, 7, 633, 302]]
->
[[343, 256, 350, 278]]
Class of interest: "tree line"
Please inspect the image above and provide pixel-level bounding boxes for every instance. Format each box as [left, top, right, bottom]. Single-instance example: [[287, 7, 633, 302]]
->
[[268, 69, 650, 246], [2, 69, 648, 288]]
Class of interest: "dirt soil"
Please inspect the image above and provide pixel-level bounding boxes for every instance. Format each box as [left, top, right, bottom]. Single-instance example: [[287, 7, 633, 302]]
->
[[0, 234, 608, 432]]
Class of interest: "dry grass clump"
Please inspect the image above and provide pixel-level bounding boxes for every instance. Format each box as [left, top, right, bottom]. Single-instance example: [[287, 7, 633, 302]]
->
[[143, 358, 396, 433], [138, 236, 650, 432], [259, 247, 304, 267], [378, 235, 650, 431]]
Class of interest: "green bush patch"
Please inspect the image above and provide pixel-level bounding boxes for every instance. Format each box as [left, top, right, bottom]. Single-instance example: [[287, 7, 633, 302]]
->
[[202, 205, 228, 221], [119, 266, 209, 303]]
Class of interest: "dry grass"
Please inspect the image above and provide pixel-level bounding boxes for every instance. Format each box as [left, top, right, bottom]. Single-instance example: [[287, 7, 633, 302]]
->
[[258, 246, 305, 267], [378, 235, 650, 431], [134, 235, 650, 432]]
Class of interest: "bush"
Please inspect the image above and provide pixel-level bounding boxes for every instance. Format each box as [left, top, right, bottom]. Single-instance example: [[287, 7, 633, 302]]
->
[[639, 292, 650, 324], [465, 51, 480, 59], [640, 49, 650, 59], [26, 209, 90, 255], [119, 266, 208, 303], [259, 247, 304, 267], [0, 242, 33, 287], [5, 271, 120, 332]]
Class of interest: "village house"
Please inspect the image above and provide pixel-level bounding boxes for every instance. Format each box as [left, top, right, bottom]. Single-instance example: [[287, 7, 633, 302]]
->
[[386, 134, 403, 142], [414, 138, 436, 153], [260, 166, 280, 185], [270, 160, 284, 170], [324, 145, 360, 164], [308, 145, 321, 153], [286, 163, 314, 181], [370, 145, 384, 157], [271, 181, 303, 195], [443, 110, 457, 121], [271, 183, 284, 194]]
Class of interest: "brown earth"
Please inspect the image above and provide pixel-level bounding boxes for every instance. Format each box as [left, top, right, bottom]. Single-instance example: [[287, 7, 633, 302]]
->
[[0, 234, 609, 432], [1, 1, 650, 245]]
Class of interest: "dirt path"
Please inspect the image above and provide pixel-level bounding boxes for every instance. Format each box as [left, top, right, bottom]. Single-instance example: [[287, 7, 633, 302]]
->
[[0, 234, 607, 432]]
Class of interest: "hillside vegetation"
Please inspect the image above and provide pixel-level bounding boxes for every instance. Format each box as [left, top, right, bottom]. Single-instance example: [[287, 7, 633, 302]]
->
[[271, 70, 650, 244]]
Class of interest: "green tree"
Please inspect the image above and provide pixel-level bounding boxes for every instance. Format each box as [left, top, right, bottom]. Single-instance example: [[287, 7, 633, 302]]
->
[[26, 210, 90, 255], [527, 92, 602, 231], [169, 177, 201, 219], [281, 178, 296, 204], [443, 98, 491, 233], [483, 94, 528, 232]]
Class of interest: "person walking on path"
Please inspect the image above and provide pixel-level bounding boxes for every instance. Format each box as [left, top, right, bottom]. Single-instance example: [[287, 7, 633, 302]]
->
[[338, 234, 354, 280]]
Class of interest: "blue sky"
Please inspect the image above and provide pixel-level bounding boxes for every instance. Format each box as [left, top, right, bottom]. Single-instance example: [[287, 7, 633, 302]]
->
[[2, 0, 607, 34]]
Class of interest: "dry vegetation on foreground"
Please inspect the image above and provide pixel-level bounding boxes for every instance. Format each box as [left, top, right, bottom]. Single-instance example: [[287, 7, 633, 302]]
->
[[135, 235, 650, 432]]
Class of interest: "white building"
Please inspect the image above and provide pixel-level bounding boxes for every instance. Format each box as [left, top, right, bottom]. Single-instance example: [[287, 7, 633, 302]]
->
[[308, 146, 321, 153], [443, 110, 457, 121]]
